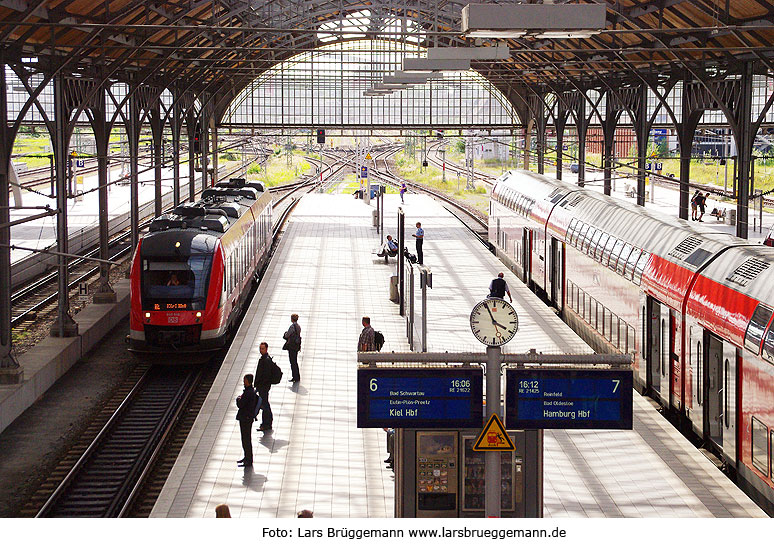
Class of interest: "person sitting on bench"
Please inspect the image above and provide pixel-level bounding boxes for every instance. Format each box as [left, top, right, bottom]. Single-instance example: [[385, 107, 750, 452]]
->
[[377, 235, 399, 258]]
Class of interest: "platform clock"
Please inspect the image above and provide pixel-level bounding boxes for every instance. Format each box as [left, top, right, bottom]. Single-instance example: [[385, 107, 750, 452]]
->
[[469, 298, 519, 346]]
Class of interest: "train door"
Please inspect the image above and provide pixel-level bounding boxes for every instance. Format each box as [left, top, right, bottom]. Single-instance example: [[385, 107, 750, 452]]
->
[[687, 320, 704, 436], [663, 307, 676, 409], [704, 333, 723, 448], [646, 297, 662, 398], [521, 228, 531, 284], [549, 237, 563, 310], [721, 341, 738, 463]]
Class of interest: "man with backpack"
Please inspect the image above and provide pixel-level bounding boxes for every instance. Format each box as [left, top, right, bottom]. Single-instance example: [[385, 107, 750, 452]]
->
[[235, 374, 259, 467], [359, 317, 376, 352], [255, 342, 281, 432], [283, 314, 302, 383]]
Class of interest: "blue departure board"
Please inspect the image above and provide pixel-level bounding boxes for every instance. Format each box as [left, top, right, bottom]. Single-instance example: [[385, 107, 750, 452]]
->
[[505, 369, 633, 429], [357, 368, 483, 428]]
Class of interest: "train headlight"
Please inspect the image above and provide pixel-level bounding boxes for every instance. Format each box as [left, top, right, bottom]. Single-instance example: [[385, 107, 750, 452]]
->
[[175, 241, 181, 248], [145, 312, 151, 319], [196, 311, 202, 318]]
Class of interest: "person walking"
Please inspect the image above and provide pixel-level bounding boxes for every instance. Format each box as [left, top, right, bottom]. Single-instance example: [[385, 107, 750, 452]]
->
[[254, 342, 275, 432], [412, 221, 424, 264], [488, 272, 513, 302], [697, 191, 708, 222], [235, 374, 258, 467], [283, 314, 302, 383], [399, 182, 407, 204], [690, 190, 700, 221], [359, 316, 376, 352]]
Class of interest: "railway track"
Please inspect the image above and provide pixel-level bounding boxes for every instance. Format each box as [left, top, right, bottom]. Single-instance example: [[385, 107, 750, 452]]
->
[[35, 366, 204, 517], [367, 146, 492, 249], [10, 158, 263, 338], [19, 154, 351, 518]]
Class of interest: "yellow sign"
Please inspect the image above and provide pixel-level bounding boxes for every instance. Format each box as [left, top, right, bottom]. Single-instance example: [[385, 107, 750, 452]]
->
[[472, 414, 515, 451], [365, 153, 372, 160]]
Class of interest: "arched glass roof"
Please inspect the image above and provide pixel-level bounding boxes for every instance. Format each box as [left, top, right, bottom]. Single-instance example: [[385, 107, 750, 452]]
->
[[222, 40, 517, 130]]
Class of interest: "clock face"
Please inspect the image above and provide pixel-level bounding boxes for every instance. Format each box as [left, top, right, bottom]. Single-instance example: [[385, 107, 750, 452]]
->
[[470, 298, 519, 346]]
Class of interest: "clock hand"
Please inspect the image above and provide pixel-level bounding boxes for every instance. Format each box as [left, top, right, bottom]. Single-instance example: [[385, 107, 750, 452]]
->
[[484, 303, 496, 323]]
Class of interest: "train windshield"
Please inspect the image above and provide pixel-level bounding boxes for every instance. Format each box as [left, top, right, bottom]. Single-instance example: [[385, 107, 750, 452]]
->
[[141, 254, 213, 310]]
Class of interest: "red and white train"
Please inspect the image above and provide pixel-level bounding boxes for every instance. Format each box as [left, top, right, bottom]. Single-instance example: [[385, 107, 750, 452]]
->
[[129, 180, 272, 354], [490, 169, 774, 513]]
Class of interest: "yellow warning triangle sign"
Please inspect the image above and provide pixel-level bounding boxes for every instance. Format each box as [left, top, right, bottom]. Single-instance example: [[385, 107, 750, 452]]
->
[[365, 153, 372, 160], [473, 414, 515, 451]]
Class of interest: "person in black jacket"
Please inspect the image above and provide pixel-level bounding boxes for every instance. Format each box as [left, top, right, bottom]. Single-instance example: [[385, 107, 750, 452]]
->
[[283, 314, 302, 383], [255, 342, 274, 432], [488, 272, 513, 302], [236, 374, 258, 467]]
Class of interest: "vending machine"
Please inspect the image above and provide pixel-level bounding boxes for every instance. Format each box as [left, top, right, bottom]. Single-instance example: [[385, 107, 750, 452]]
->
[[415, 431, 459, 517], [396, 429, 540, 518], [460, 433, 524, 517]]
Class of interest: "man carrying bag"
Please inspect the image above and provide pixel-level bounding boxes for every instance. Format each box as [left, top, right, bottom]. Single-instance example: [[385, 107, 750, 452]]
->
[[283, 314, 302, 383]]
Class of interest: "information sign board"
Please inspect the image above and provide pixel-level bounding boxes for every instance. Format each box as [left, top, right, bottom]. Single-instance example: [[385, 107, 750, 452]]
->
[[357, 368, 483, 428], [360, 166, 368, 179], [505, 369, 632, 429]]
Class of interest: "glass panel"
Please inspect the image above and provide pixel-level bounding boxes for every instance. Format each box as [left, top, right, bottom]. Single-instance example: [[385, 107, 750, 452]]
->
[[633, 252, 650, 285], [616, 244, 634, 275], [582, 228, 597, 254], [566, 219, 578, 243], [608, 238, 625, 270], [625, 248, 642, 280], [601, 236, 618, 266], [594, 232, 610, 261], [605, 310, 613, 342], [752, 417, 769, 475], [572, 223, 586, 247], [628, 325, 635, 354], [141, 254, 213, 310], [762, 327, 774, 363], [744, 304, 773, 354]]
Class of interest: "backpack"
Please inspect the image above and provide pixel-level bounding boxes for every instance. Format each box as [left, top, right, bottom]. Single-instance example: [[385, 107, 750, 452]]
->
[[374, 331, 385, 351], [270, 358, 283, 384]]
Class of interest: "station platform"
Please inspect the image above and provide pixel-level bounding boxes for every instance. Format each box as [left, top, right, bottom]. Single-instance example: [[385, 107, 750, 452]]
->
[[151, 193, 766, 518]]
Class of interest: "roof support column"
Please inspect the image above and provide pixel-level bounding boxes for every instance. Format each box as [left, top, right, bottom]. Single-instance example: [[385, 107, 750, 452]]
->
[[0, 54, 21, 379], [523, 124, 531, 171], [602, 98, 616, 196], [50, 72, 78, 337], [200, 110, 209, 191], [151, 101, 163, 218], [576, 100, 587, 187], [555, 117, 566, 181], [187, 113, 196, 203], [128, 89, 141, 253], [635, 85, 648, 206], [171, 91, 181, 207], [210, 119, 218, 187], [91, 84, 115, 303], [735, 62, 754, 239]]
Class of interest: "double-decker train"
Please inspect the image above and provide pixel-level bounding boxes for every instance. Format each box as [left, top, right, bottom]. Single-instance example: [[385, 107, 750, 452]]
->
[[489, 169, 774, 513], [129, 180, 272, 353]]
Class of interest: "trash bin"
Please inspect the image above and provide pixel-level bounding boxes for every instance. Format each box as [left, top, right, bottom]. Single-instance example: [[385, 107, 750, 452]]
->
[[372, 209, 378, 226], [389, 275, 399, 302], [727, 209, 737, 226]]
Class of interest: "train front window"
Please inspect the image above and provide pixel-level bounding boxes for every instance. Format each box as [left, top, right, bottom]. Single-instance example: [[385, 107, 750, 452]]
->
[[142, 254, 213, 310]]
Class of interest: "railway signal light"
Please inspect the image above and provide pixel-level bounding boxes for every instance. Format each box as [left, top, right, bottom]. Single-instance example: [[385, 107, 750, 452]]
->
[[317, 129, 325, 144], [193, 121, 202, 153]]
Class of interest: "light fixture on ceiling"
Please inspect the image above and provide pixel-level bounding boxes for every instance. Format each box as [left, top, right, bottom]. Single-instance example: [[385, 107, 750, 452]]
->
[[426, 45, 511, 60], [461, 3, 606, 39], [402, 58, 471, 73], [384, 73, 429, 85]]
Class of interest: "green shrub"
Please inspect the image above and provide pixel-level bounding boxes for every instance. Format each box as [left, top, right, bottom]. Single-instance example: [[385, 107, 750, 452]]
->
[[247, 162, 262, 174]]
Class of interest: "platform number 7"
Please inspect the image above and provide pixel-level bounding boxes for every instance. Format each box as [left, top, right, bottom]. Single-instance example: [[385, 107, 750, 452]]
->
[[612, 379, 620, 393]]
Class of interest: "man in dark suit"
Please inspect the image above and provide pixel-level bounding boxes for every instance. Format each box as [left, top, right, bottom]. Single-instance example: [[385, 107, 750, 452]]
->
[[236, 374, 258, 467], [255, 342, 274, 432]]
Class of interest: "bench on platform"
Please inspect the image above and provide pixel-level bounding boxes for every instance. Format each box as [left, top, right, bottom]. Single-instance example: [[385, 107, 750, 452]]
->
[[710, 208, 727, 222], [371, 248, 396, 263]]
